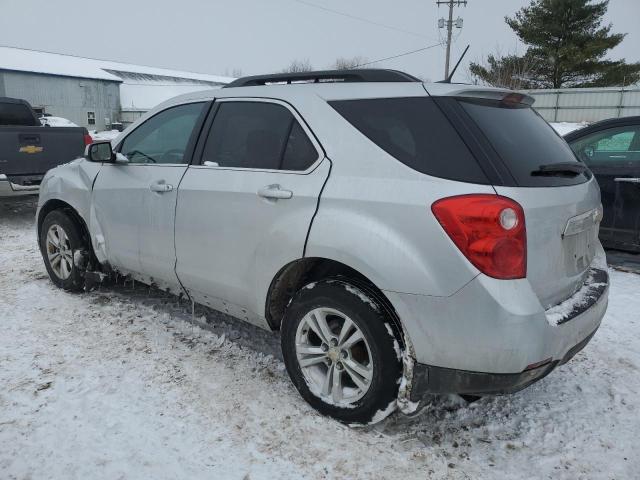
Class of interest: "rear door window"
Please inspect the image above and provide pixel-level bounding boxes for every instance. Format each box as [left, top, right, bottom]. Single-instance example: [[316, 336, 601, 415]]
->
[[458, 99, 590, 187], [201, 101, 318, 171], [329, 97, 489, 184], [282, 122, 318, 171]]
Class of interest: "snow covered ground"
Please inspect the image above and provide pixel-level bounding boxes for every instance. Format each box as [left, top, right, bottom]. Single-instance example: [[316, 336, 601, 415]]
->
[[1, 197, 638, 480]]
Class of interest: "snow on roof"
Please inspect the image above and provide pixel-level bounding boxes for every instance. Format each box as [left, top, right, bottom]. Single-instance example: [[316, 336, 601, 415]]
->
[[0, 46, 234, 85]]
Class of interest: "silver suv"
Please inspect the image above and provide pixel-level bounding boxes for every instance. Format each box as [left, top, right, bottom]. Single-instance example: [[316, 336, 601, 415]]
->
[[37, 69, 609, 424]]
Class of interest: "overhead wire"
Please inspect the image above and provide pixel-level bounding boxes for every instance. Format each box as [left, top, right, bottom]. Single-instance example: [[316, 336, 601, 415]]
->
[[353, 43, 443, 68], [293, 0, 439, 42]]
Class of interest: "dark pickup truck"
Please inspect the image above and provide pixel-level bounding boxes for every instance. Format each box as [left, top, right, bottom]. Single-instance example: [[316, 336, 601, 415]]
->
[[0, 97, 91, 196]]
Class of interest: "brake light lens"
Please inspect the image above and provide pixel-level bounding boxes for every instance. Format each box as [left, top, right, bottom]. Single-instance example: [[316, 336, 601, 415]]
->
[[431, 194, 526, 279], [83, 133, 93, 146]]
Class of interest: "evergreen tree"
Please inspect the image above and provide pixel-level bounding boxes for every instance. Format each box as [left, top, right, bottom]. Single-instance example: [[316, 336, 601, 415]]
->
[[470, 0, 640, 88]]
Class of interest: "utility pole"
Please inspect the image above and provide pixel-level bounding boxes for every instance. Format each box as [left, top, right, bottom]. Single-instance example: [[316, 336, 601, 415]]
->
[[437, 0, 467, 78]]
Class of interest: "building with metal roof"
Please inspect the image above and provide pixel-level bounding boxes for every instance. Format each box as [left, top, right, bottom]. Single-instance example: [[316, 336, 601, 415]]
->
[[0, 46, 233, 130]]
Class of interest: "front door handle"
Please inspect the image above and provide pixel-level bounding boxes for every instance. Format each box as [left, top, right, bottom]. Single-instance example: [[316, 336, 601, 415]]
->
[[149, 180, 174, 192], [258, 184, 293, 200], [614, 177, 640, 183]]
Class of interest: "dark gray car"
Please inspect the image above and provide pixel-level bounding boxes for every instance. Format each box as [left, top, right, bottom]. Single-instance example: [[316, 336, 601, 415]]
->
[[565, 116, 640, 253]]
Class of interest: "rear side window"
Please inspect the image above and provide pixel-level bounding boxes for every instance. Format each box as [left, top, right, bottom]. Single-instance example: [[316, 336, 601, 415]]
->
[[329, 97, 488, 183], [459, 99, 589, 187], [202, 101, 317, 171], [0, 102, 38, 126]]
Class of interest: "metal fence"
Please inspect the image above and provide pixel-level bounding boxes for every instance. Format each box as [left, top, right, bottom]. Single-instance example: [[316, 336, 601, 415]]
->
[[522, 86, 640, 123]]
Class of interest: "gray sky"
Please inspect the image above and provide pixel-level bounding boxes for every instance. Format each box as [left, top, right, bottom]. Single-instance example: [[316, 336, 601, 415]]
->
[[1, 0, 638, 82]]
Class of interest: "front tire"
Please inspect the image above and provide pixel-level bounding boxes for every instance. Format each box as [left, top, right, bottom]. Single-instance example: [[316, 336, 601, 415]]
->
[[281, 279, 402, 424], [39, 209, 88, 292]]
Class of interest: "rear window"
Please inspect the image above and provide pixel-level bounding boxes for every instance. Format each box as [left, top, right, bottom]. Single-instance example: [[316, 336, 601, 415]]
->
[[329, 97, 489, 184], [0, 102, 38, 126], [459, 99, 589, 187]]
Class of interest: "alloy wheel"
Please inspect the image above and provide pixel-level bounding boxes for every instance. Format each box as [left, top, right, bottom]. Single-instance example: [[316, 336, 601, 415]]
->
[[46, 224, 73, 280], [295, 307, 374, 406]]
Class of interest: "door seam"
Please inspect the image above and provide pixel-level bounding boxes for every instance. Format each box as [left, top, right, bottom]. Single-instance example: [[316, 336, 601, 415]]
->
[[172, 165, 193, 302], [303, 156, 332, 256]]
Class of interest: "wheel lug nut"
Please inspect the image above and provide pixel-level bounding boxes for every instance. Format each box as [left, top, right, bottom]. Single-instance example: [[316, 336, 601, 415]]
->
[[341, 350, 348, 359], [336, 362, 344, 371], [330, 338, 338, 347], [321, 343, 329, 352]]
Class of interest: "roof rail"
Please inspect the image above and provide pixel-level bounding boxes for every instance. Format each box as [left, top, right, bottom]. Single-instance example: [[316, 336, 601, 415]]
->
[[223, 69, 421, 88]]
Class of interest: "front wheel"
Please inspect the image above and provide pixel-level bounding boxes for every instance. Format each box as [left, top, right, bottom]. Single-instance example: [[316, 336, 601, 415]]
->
[[39, 209, 88, 291], [281, 279, 402, 424]]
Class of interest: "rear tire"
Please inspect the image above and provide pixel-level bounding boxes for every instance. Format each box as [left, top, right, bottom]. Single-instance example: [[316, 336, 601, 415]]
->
[[39, 209, 88, 292], [281, 279, 402, 424]]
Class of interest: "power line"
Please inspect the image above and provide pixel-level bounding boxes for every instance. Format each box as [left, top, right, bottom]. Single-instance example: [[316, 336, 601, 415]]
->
[[354, 43, 443, 68], [293, 0, 437, 41]]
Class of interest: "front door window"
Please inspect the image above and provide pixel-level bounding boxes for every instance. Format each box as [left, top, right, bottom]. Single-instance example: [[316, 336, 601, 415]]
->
[[120, 102, 206, 164]]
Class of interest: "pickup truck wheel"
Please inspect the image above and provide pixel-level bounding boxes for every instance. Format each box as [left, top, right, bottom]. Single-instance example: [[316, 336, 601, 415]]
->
[[39, 210, 87, 292], [281, 279, 402, 424]]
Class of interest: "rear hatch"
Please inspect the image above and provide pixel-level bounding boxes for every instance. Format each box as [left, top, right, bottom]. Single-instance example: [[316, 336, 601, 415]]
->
[[439, 91, 600, 309]]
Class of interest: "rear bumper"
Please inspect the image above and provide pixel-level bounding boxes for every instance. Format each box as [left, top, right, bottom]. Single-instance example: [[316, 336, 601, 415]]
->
[[410, 325, 599, 400], [385, 247, 609, 384], [0, 174, 40, 197]]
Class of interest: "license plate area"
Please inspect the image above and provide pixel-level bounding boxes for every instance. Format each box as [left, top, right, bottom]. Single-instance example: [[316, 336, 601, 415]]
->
[[563, 227, 597, 275], [562, 208, 599, 275]]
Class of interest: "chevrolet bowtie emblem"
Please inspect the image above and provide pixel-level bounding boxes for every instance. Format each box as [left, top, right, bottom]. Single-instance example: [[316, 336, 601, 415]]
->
[[19, 145, 43, 154]]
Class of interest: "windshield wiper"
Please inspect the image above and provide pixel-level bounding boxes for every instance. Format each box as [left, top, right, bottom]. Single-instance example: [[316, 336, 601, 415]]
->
[[531, 162, 588, 177]]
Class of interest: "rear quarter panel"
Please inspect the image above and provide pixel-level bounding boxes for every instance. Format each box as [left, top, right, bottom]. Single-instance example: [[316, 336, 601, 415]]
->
[[302, 99, 493, 296]]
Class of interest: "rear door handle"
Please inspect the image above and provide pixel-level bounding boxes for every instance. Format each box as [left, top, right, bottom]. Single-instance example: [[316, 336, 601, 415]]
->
[[258, 184, 293, 200], [614, 177, 640, 183], [149, 180, 174, 192]]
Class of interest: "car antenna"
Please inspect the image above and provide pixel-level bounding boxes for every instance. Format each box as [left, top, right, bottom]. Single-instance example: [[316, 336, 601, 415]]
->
[[441, 44, 470, 83]]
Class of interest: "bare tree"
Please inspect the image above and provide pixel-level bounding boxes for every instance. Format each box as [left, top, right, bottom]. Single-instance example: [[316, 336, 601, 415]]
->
[[223, 67, 243, 78], [332, 56, 368, 70], [281, 59, 314, 73], [468, 47, 540, 90]]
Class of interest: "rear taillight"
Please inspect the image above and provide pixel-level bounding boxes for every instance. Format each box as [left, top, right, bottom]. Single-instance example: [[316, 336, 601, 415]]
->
[[83, 134, 93, 146], [431, 194, 526, 279]]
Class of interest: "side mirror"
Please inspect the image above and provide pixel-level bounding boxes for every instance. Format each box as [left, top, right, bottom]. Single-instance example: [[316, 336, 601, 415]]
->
[[85, 141, 114, 162]]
